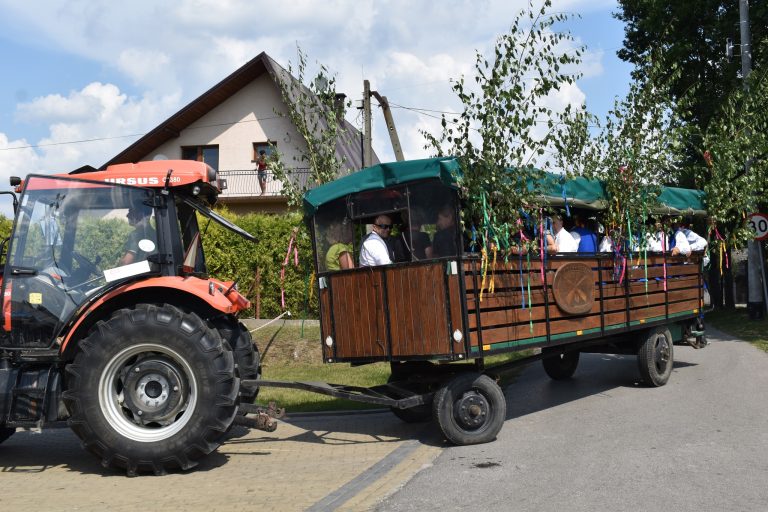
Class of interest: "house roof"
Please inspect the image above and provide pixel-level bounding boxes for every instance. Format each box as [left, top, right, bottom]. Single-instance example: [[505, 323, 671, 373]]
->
[[102, 52, 374, 171]]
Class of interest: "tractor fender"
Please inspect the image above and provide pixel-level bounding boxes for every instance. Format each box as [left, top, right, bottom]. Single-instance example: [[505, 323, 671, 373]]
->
[[60, 276, 250, 354]]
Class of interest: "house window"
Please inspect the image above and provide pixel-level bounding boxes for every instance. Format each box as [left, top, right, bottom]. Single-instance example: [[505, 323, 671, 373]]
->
[[252, 141, 276, 162], [182, 145, 219, 170]]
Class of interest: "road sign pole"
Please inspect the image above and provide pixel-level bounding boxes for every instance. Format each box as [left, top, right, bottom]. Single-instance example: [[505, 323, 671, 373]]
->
[[759, 242, 768, 313]]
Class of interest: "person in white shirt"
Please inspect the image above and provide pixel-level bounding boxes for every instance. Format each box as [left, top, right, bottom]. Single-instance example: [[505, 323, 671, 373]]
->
[[359, 214, 393, 266], [645, 218, 668, 252], [671, 221, 707, 257], [599, 234, 615, 253], [552, 213, 578, 253]]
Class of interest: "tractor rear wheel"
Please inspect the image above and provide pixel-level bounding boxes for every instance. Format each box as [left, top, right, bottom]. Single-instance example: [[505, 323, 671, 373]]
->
[[215, 320, 261, 404], [64, 304, 238, 475]]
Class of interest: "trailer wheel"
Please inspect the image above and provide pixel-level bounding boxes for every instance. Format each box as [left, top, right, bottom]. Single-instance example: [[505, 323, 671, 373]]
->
[[542, 349, 580, 380], [0, 427, 14, 445], [433, 373, 506, 446], [216, 320, 261, 404], [64, 304, 238, 476], [637, 327, 674, 387]]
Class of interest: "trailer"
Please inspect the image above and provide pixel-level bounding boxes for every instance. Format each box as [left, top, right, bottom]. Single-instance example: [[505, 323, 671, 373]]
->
[[294, 156, 707, 445]]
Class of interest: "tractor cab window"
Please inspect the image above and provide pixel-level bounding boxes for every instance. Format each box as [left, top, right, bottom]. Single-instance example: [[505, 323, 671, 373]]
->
[[2, 176, 159, 348]]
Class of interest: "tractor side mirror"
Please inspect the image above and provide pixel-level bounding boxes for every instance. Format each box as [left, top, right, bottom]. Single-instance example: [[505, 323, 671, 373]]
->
[[0, 191, 18, 215]]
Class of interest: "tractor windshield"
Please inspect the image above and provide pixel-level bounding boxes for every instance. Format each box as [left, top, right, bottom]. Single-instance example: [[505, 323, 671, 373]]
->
[[2, 175, 158, 348]]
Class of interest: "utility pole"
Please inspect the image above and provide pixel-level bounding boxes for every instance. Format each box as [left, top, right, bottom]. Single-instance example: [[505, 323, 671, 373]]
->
[[740, 0, 764, 319], [361, 80, 405, 167], [363, 80, 373, 169], [370, 91, 405, 162]]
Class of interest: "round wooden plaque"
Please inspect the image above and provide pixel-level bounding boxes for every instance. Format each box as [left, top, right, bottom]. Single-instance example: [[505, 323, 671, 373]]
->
[[552, 262, 594, 315]]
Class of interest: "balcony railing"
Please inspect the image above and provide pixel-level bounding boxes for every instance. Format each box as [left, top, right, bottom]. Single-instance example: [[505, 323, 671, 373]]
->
[[218, 168, 314, 198]]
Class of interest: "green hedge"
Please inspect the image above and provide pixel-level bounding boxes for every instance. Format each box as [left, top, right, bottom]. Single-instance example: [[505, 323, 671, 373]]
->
[[201, 210, 318, 319]]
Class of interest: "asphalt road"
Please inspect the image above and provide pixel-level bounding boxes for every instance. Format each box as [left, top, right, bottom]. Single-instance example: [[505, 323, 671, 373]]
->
[[379, 328, 768, 512]]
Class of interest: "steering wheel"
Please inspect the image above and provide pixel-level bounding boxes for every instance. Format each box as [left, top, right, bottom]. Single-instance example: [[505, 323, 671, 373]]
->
[[69, 251, 103, 288]]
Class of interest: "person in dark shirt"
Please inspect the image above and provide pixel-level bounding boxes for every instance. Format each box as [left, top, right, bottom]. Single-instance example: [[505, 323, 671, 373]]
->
[[432, 205, 459, 257], [389, 210, 432, 261]]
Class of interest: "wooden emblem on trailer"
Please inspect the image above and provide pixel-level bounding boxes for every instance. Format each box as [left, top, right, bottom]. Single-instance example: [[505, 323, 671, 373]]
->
[[552, 262, 594, 315]]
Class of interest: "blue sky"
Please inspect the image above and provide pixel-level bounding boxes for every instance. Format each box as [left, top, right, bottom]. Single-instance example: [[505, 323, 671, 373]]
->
[[0, 0, 633, 182]]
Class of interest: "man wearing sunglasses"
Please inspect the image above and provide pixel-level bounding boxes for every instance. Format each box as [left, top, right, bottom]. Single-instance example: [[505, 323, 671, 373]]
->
[[360, 214, 394, 266]]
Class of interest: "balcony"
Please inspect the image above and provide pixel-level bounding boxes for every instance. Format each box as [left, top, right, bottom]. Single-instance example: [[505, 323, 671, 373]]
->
[[218, 168, 314, 198]]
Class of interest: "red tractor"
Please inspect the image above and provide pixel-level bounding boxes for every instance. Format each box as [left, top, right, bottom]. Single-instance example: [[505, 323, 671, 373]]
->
[[0, 161, 262, 475]]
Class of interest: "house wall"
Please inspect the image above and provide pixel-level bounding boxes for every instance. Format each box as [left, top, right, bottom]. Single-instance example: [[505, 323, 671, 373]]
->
[[140, 73, 309, 182]]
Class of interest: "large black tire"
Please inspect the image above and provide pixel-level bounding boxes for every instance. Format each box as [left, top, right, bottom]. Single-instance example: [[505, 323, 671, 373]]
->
[[0, 427, 14, 445], [64, 304, 239, 476], [433, 373, 506, 446], [215, 320, 261, 403], [387, 374, 432, 423], [542, 349, 580, 380], [637, 326, 674, 387]]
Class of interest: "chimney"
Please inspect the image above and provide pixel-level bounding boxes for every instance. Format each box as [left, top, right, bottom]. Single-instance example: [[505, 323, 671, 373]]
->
[[334, 93, 347, 124]]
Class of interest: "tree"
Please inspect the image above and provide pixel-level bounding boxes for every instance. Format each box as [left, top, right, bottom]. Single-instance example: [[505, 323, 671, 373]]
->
[[423, 0, 590, 250], [616, 0, 767, 133], [269, 47, 350, 208], [569, 53, 688, 250], [698, 66, 768, 245]]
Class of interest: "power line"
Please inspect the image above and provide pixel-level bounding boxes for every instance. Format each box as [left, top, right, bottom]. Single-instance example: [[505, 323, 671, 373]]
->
[[0, 115, 285, 152], [0, 133, 145, 151]]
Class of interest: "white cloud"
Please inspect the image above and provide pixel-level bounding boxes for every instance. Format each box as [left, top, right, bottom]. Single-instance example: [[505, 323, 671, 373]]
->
[[117, 49, 173, 90], [8, 82, 180, 175]]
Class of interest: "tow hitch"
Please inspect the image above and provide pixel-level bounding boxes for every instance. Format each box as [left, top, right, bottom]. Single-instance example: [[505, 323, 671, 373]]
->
[[232, 402, 285, 432]]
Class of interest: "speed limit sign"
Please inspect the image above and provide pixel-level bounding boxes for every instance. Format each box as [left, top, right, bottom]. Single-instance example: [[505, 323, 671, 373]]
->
[[748, 213, 768, 241]]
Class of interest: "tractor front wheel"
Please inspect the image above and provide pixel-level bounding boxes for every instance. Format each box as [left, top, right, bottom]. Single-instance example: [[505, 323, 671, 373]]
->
[[64, 304, 238, 475]]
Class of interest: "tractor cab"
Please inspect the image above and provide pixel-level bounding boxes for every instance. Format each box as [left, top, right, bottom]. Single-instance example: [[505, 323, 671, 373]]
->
[[0, 161, 254, 351]]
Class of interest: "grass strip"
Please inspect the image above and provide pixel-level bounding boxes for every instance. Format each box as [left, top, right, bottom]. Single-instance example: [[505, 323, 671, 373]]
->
[[705, 308, 768, 353]]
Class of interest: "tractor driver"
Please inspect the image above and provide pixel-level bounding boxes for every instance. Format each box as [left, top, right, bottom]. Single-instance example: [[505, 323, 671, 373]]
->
[[119, 206, 157, 266]]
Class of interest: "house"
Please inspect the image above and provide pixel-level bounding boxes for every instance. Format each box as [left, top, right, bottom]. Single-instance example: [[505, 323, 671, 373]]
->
[[103, 52, 377, 214]]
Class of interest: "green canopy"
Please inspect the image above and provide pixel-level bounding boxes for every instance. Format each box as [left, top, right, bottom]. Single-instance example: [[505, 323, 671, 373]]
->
[[538, 173, 607, 209], [655, 186, 706, 216], [303, 157, 706, 217], [302, 157, 461, 216]]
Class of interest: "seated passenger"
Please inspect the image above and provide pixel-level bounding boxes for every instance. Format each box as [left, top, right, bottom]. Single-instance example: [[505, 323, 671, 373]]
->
[[324, 219, 355, 271], [390, 210, 431, 261], [599, 229, 617, 253], [575, 217, 599, 253], [432, 205, 459, 257], [670, 220, 707, 257], [645, 218, 668, 252], [552, 213, 578, 253], [359, 214, 394, 266]]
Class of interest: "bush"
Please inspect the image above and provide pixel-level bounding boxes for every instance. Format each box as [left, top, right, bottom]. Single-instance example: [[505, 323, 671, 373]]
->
[[201, 210, 318, 319]]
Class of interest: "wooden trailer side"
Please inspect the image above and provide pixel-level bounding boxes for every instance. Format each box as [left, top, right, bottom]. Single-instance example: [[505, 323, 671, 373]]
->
[[464, 253, 703, 356], [319, 261, 465, 362]]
